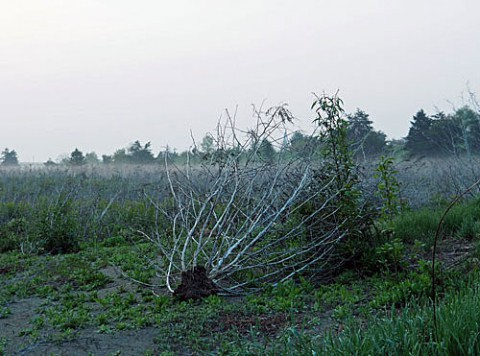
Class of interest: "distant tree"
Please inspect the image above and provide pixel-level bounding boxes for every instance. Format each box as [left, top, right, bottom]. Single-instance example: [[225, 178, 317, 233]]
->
[[258, 138, 276, 163], [112, 149, 130, 164], [451, 106, 480, 155], [346, 109, 386, 159], [247, 129, 261, 153], [405, 110, 434, 156], [200, 135, 215, 155], [156, 146, 178, 164], [429, 112, 462, 156], [69, 148, 86, 166], [1, 148, 19, 166], [347, 110, 373, 142], [408, 106, 480, 157], [289, 131, 320, 158], [85, 152, 100, 164], [44, 158, 57, 167], [102, 154, 113, 164], [127, 140, 155, 164]]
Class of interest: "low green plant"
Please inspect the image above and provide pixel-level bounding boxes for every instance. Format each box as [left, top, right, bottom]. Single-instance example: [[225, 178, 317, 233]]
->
[[391, 208, 441, 244], [315, 283, 363, 308], [374, 155, 403, 222], [0, 337, 7, 355], [44, 304, 91, 330], [0, 305, 11, 319], [375, 237, 406, 272], [247, 280, 312, 312], [370, 267, 431, 309], [456, 216, 480, 239]]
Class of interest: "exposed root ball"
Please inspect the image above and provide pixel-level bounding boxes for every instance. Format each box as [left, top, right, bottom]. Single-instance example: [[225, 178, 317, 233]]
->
[[173, 266, 218, 301]]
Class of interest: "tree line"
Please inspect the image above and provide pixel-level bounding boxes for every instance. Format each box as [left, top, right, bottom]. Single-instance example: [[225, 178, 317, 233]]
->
[[2, 104, 479, 167]]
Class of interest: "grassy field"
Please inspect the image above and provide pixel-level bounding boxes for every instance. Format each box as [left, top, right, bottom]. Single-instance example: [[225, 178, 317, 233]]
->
[[1, 162, 480, 355]]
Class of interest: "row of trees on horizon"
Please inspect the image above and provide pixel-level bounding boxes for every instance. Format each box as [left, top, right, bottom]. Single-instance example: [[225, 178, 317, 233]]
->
[[2, 104, 480, 167]]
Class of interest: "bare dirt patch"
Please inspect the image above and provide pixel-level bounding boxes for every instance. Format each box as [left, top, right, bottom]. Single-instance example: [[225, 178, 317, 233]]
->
[[1, 297, 44, 353], [13, 328, 160, 356], [214, 311, 288, 336]]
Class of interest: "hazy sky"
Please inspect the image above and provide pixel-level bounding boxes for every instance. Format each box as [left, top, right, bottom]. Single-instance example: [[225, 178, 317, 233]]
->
[[1, 0, 479, 162]]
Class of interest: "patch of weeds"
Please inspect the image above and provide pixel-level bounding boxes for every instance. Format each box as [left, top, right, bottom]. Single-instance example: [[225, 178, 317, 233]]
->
[[332, 304, 352, 321], [314, 283, 364, 312], [393, 197, 480, 245], [56, 254, 110, 291], [456, 216, 480, 240], [97, 324, 114, 334], [115, 322, 128, 331], [317, 279, 480, 355], [100, 235, 130, 248], [0, 337, 7, 355], [94, 291, 155, 330], [44, 304, 92, 330], [247, 279, 312, 313], [109, 245, 156, 284], [152, 295, 172, 313], [31, 315, 46, 329], [144, 350, 171, 356], [35, 196, 81, 254], [152, 298, 237, 354], [203, 294, 224, 307], [19, 326, 40, 339], [5, 280, 32, 299], [375, 237, 406, 272], [0, 305, 11, 319], [391, 208, 440, 244], [57, 327, 78, 342], [412, 239, 427, 254], [334, 270, 359, 284], [36, 285, 56, 298], [369, 268, 431, 309], [0, 252, 28, 276]]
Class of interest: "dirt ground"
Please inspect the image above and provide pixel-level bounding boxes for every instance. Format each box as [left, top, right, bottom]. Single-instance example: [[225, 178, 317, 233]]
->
[[1, 266, 162, 355], [0, 262, 294, 355]]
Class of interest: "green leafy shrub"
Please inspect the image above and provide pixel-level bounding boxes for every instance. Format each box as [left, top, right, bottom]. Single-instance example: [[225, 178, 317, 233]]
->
[[375, 238, 406, 272], [374, 155, 403, 222], [247, 279, 313, 312], [310, 93, 379, 269], [35, 197, 81, 254], [456, 216, 480, 239], [0, 217, 27, 253]]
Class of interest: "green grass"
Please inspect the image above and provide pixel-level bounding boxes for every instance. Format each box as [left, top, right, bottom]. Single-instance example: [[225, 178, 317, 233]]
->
[[390, 196, 480, 244], [321, 277, 480, 355], [234, 273, 480, 355]]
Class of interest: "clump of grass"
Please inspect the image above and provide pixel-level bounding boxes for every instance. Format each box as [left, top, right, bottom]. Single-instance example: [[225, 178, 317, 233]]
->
[[391, 208, 440, 243], [391, 196, 480, 245], [269, 276, 480, 355]]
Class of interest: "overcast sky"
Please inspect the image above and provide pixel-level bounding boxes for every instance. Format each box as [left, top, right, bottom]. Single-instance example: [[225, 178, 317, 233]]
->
[[1, 0, 479, 162]]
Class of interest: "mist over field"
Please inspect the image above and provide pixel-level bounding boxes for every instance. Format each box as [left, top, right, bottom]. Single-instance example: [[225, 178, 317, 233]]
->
[[1, 1, 480, 162]]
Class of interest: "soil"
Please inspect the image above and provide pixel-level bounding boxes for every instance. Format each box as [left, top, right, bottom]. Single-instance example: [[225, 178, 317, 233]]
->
[[7, 327, 159, 356], [173, 266, 218, 301], [213, 311, 288, 336], [0, 265, 161, 356]]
